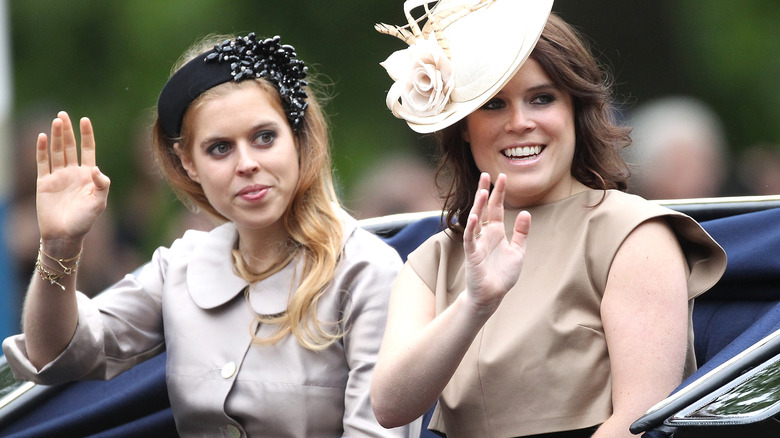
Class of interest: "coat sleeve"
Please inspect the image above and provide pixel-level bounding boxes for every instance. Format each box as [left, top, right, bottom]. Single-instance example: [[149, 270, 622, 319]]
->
[[337, 228, 421, 437], [2, 246, 171, 384]]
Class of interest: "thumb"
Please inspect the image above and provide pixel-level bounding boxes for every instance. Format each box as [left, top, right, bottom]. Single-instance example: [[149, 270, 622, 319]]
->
[[91, 166, 111, 192], [510, 211, 531, 249]]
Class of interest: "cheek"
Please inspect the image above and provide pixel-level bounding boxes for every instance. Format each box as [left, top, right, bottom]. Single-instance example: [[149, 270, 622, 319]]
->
[[288, 160, 301, 189], [468, 141, 495, 175], [465, 116, 504, 152], [191, 163, 229, 194], [285, 144, 302, 182], [462, 115, 490, 144], [559, 105, 576, 139]]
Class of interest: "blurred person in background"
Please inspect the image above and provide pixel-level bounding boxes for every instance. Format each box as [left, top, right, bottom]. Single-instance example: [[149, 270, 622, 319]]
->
[[624, 96, 728, 200], [349, 152, 442, 219], [736, 143, 780, 196]]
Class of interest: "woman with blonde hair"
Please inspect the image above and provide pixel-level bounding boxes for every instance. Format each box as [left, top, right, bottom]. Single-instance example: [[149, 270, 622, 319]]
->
[[3, 32, 415, 437]]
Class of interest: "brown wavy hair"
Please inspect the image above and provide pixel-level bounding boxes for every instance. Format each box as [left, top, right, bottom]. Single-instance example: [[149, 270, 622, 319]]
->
[[435, 13, 631, 232], [152, 34, 344, 351]]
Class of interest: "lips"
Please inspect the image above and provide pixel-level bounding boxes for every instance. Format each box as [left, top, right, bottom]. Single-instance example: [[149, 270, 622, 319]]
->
[[236, 184, 270, 201]]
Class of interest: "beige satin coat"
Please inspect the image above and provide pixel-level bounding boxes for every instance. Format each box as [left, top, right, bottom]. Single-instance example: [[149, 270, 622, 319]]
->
[[4, 211, 417, 437]]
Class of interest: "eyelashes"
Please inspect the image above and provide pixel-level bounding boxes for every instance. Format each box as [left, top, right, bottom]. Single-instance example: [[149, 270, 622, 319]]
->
[[204, 130, 278, 158]]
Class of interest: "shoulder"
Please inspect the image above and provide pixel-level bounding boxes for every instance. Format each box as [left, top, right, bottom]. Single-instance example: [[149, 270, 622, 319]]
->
[[163, 226, 223, 253], [613, 218, 686, 268], [167, 223, 234, 253], [339, 208, 403, 271], [591, 190, 672, 221], [595, 191, 724, 256], [329, 211, 404, 312], [589, 191, 726, 297], [407, 228, 459, 265], [147, 223, 238, 282], [403, 228, 461, 292], [583, 190, 698, 240], [346, 227, 404, 268]]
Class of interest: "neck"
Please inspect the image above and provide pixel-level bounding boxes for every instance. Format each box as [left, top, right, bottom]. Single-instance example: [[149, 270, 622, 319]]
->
[[507, 178, 590, 209], [236, 223, 295, 275]]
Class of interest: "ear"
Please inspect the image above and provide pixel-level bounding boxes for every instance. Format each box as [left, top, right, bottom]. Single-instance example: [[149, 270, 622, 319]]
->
[[461, 123, 471, 143], [173, 142, 200, 182]]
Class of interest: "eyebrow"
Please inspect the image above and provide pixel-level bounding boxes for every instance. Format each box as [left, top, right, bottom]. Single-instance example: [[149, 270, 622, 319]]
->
[[493, 82, 559, 100], [526, 82, 558, 93]]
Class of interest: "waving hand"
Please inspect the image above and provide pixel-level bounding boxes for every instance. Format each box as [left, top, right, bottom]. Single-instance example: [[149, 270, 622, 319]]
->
[[462, 173, 531, 314], [36, 112, 110, 243], [22, 111, 110, 369]]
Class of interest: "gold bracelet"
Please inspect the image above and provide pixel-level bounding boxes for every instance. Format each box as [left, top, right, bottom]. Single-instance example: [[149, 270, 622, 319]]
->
[[36, 240, 81, 290], [38, 240, 81, 275], [35, 257, 66, 290]]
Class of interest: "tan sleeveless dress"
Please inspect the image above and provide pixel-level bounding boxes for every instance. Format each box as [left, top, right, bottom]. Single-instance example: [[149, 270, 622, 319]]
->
[[407, 190, 727, 437]]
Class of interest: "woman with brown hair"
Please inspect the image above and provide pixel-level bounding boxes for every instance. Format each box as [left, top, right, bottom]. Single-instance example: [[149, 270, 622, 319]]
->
[[371, 2, 726, 436], [3, 33, 416, 437]]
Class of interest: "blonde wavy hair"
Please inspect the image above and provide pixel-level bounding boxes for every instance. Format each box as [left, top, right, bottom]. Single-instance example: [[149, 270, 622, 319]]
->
[[152, 34, 345, 351]]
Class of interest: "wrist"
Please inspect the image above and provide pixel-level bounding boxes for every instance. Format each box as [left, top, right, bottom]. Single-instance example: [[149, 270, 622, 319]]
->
[[36, 238, 82, 291], [39, 237, 84, 259], [457, 289, 500, 319]]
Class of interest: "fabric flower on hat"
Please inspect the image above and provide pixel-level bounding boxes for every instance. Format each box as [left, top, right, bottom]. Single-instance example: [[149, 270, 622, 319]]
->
[[381, 33, 455, 118]]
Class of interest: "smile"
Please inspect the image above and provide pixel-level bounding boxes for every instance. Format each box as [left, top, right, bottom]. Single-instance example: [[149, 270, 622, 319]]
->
[[502, 145, 543, 160]]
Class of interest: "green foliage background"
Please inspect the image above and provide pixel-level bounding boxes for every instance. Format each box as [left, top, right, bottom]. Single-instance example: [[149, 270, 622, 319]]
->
[[8, 0, 780, 252]]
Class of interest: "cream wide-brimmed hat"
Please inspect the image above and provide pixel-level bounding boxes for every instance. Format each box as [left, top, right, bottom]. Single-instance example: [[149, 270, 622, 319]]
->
[[377, 0, 554, 134]]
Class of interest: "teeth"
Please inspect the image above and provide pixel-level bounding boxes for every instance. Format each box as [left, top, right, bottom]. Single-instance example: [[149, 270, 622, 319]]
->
[[503, 145, 542, 158]]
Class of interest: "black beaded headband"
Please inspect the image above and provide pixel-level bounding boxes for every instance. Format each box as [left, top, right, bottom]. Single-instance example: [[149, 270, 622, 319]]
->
[[157, 33, 309, 139]]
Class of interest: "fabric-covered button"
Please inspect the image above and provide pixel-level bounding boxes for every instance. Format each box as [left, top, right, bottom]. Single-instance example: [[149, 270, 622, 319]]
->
[[223, 424, 241, 438], [221, 361, 237, 379]]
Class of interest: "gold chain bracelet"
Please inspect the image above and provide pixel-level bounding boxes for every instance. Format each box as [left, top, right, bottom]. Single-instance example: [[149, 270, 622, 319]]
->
[[35, 240, 81, 291]]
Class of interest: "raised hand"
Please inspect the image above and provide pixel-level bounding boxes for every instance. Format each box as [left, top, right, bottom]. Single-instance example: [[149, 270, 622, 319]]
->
[[36, 112, 110, 244], [462, 173, 531, 315]]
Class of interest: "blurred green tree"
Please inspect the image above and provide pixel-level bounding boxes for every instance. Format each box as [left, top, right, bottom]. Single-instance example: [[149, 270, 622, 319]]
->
[[8, 0, 780, 256]]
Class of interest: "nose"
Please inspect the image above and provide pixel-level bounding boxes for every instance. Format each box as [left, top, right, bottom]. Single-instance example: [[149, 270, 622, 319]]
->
[[505, 104, 536, 133], [235, 144, 260, 175]]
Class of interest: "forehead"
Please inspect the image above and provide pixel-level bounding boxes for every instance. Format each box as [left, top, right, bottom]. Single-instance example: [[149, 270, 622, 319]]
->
[[500, 59, 554, 92]]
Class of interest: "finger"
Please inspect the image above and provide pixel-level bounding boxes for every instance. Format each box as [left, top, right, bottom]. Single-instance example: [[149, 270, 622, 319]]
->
[[475, 173, 491, 225], [91, 166, 111, 192], [35, 133, 50, 177], [486, 173, 507, 224], [49, 117, 65, 169], [465, 188, 488, 246], [477, 172, 491, 191], [510, 210, 532, 249], [58, 112, 78, 166], [468, 186, 489, 230], [79, 117, 97, 167], [463, 212, 480, 254]]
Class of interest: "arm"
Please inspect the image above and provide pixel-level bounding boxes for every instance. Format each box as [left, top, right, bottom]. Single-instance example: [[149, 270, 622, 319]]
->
[[23, 112, 110, 370], [595, 218, 689, 438], [338, 233, 414, 437], [371, 173, 531, 428]]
